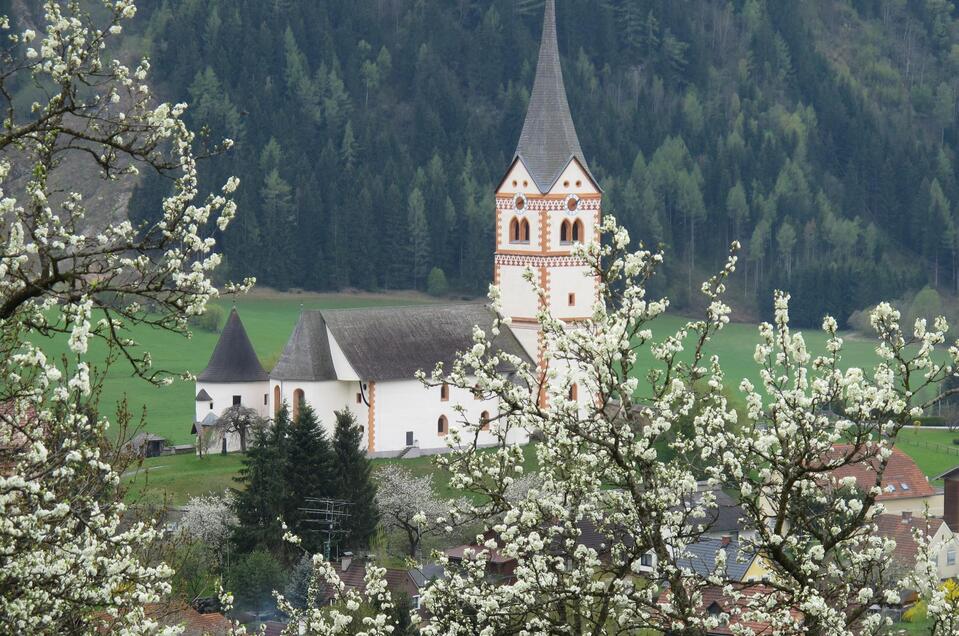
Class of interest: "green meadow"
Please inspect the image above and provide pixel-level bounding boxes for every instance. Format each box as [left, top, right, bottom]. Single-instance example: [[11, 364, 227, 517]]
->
[[106, 295, 959, 505]]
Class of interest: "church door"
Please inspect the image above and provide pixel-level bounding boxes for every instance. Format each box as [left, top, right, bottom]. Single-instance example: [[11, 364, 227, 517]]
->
[[406, 431, 414, 447]]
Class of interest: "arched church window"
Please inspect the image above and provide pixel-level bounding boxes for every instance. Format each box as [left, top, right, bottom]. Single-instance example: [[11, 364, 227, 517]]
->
[[441, 383, 450, 401], [293, 388, 304, 421], [510, 218, 521, 243], [568, 384, 579, 401], [437, 415, 448, 436], [480, 411, 490, 431], [521, 219, 531, 242], [273, 385, 281, 417], [560, 220, 571, 244], [572, 219, 584, 242]]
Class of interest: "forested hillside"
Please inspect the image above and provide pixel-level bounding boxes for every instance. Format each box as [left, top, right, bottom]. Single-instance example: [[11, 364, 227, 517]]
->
[[125, 0, 959, 326]]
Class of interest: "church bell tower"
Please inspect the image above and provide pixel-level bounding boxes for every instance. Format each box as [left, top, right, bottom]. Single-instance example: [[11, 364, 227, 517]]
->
[[494, 0, 601, 368]]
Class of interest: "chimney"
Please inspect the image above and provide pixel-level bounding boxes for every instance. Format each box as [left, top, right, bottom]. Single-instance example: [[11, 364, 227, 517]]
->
[[341, 551, 353, 572], [901, 511, 912, 523], [945, 473, 959, 533], [720, 536, 732, 547]]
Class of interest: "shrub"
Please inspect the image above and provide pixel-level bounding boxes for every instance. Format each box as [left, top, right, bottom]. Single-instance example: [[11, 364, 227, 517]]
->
[[953, 438, 959, 446], [189, 305, 225, 333], [426, 267, 449, 297]]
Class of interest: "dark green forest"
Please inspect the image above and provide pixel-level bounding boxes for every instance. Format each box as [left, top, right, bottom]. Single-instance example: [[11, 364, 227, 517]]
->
[[122, 0, 959, 326]]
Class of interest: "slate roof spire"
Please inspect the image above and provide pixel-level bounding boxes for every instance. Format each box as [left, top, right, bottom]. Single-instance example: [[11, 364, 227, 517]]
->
[[197, 308, 269, 383], [515, 0, 590, 192]]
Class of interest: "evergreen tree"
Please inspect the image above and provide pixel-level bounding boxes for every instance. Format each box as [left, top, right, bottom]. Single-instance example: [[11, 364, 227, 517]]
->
[[332, 409, 379, 550], [408, 188, 431, 290], [285, 403, 335, 555], [232, 407, 292, 555]]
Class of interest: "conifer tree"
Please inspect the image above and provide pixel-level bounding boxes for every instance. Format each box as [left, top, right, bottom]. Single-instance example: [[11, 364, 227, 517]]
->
[[285, 403, 336, 555], [332, 409, 379, 549], [232, 406, 292, 555]]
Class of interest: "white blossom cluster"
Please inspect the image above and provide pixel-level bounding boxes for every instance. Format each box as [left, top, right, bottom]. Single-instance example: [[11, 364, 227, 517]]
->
[[0, 1, 245, 632], [299, 217, 959, 635]]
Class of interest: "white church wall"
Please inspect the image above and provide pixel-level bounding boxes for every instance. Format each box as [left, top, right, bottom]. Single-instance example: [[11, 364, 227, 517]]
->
[[195, 380, 270, 422], [271, 379, 354, 434], [551, 159, 599, 197], [328, 329, 361, 381], [549, 265, 597, 320], [497, 160, 536, 197], [372, 380, 512, 454], [498, 265, 540, 320]]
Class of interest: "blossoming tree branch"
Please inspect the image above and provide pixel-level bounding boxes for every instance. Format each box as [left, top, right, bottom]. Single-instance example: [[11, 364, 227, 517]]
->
[[0, 1, 247, 633], [297, 218, 959, 636]]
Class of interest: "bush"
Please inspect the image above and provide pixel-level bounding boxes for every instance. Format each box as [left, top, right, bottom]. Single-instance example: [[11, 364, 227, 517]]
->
[[226, 549, 285, 615], [426, 267, 449, 297], [189, 305, 225, 333], [952, 438, 959, 446]]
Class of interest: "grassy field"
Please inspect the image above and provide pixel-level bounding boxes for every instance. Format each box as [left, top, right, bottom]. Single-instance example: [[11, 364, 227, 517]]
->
[[104, 297, 959, 504], [127, 442, 540, 506]]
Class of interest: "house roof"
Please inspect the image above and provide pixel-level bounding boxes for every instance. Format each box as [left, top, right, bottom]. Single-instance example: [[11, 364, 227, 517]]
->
[[322, 560, 418, 600], [936, 465, 959, 481], [873, 513, 946, 568], [273, 304, 533, 383], [270, 310, 338, 381], [409, 563, 445, 589], [674, 585, 802, 635], [197, 308, 269, 383], [514, 0, 593, 193], [676, 537, 756, 583], [825, 444, 937, 500], [688, 488, 745, 534], [195, 389, 212, 402]]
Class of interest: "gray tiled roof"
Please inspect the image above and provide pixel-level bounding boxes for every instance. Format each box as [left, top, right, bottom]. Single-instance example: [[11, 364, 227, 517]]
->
[[273, 304, 533, 383], [195, 389, 212, 402], [677, 537, 755, 582], [323, 304, 532, 381], [270, 310, 338, 381], [515, 0, 592, 192], [197, 309, 269, 383]]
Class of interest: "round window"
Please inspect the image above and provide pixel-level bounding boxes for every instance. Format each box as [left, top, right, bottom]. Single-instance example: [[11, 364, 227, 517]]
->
[[566, 195, 579, 212], [514, 194, 526, 211]]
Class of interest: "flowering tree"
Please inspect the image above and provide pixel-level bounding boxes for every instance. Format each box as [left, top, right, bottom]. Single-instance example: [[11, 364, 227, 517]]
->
[[374, 464, 465, 558], [298, 217, 959, 636], [0, 1, 243, 632], [180, 491, 238, 570]]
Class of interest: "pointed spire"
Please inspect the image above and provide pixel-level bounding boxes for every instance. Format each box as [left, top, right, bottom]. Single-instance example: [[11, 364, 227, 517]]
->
[[515, 0, 590, 192], [198, 308, 269, 383]]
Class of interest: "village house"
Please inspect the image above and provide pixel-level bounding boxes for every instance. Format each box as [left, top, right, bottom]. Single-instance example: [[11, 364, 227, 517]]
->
[[192, 0, 598, 456], [827, 444, 943, 516]]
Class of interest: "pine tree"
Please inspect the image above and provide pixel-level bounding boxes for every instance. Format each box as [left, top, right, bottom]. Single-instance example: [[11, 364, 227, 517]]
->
[[408, 188, 431, 289], [285, 403, 335, 555], [232, 407, 291, 555], [332, 409, 379, 550]]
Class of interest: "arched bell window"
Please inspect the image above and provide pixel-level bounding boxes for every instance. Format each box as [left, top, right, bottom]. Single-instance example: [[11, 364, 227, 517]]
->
[[560, 220, 572, 244], [521, 218, 531, 242], [509, 217, 521, 243], [568, 384, 578, 402], [480, 411, 491, 431], [437, 415, 449, 436], [572, 219, 584, 243]]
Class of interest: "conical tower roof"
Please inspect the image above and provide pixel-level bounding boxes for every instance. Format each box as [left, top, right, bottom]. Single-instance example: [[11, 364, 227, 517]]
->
[[197, 308, 269, 383], [515, 0, 591, 192]]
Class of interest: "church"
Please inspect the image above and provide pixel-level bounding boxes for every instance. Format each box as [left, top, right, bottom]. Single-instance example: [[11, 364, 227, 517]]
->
[[192, 0, 601, 457]]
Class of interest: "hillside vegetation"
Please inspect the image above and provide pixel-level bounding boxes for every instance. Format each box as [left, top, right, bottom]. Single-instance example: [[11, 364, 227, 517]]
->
[[4, 0, 954, 326]]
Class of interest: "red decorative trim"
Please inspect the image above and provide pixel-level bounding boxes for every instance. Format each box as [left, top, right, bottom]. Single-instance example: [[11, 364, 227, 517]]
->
[[367, 381, 376, 453], [495, 254, 589, 268]]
